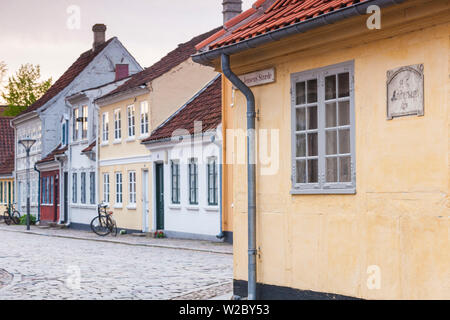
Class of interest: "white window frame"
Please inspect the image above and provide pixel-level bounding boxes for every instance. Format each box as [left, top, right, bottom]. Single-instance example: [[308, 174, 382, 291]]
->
[[128, 171, 136, 205], [290, 61, 356, 194], [115, 172, 123, 206], [140, 101, 149, 137], [127, 105, 136, 138], [103, 173, 110, 204], [82, 105, 88, 140], [102, 112, 109, 143], [73, 108, 80, 142], [114, 109, 122, 141]]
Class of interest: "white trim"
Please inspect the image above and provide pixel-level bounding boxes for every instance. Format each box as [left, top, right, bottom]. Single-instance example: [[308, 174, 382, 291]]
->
[[100, 155, 151, 167], [113, 203, 123, 209], [126, 204, 137, 210]]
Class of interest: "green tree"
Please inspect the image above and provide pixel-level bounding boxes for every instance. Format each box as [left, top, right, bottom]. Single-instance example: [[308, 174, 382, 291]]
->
[[1, 64, 52, 116]]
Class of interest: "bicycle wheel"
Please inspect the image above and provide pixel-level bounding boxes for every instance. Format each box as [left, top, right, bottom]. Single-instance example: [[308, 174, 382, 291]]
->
[[12, 211, 21, 225], [109, 219, 118, 237], [90, 215, 111, 236], [3, 211, 11, 225]]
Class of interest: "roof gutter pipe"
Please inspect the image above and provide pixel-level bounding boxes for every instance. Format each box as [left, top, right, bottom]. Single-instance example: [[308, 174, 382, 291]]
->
[[193, 0, 405, 65], [221, 53, 257, 300]]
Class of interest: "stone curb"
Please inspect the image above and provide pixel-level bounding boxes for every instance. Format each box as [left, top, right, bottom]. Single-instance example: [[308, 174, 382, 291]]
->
[[0, 227, 232, 256]]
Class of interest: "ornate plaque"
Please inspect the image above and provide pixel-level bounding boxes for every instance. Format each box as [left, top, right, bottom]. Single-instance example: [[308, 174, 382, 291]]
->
[[387, 64, 424, 119]]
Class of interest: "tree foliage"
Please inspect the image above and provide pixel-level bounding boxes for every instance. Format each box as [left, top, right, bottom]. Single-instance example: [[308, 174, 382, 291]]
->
[[1, 64, 52, 116]]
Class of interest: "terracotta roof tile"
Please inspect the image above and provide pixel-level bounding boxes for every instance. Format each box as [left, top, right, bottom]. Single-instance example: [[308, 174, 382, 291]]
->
[[99, 28, 221, 101], [36, 144, 68, 165], [81, 140, 96, 153], [143, 75, 222, 143], [19, 38, 115, 117], [198, 0, 369, 50], [0, 117, 14, 174]]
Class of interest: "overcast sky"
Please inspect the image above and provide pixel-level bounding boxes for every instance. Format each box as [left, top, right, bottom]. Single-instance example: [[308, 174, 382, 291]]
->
[[0, 0, 254, 101]]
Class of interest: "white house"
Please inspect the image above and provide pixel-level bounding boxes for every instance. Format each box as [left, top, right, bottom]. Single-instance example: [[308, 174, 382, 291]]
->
[[142, 75, 223, 241], [15, 24, 142, 223]]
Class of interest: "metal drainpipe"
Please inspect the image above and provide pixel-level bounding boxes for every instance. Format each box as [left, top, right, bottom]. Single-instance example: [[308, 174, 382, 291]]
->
[[33, 164, 41, 223], [221, 53, 257, 300], [212, 134, 224, 241]]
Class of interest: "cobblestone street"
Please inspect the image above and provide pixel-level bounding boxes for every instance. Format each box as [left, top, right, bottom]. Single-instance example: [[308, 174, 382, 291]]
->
[[0, 226, 233, 300]]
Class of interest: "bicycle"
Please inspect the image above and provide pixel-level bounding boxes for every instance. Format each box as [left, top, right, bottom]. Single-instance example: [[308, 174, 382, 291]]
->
[[3, 203, 21, 225], [90, 203, 117, 237]]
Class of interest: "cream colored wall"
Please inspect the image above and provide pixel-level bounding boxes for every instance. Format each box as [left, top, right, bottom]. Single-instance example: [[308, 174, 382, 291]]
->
[[223, 1, 449, 299], [149, 58, 217, 130], [0, 179, 14, 214]]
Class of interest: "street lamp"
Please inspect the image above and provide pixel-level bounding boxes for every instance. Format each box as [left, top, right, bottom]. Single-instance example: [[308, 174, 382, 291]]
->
[[19, 137, 36, 231]]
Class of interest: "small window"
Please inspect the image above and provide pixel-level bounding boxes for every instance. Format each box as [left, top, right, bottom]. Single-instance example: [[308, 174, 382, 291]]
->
[[103, 173, 110, 203], [90, 172, 96, 205], [115, 172, 123, 204], [73, 108, 79, 141], [102, 112, 109, 142], [291, 61, 355, 194], [188, 158, 198, 205], [129, 171, 136, 204], [0, 182, 3, 203], [80, 173, 86, 204], [82, 105, 88, 140], [114, 109, 122, 140], [207, 157, 219, 206], [171, 161, 180, 204], [127, 105, 135, 138], [72, 174, 77, 203], [140, 101, 149, 136]]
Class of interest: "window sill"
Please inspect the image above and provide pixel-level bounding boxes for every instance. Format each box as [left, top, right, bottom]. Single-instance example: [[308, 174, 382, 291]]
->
[[100, 142, 109, 147], [70, 204, 97, 209], [126, 204, 137, 210], [204, 206, 219, 212], [113, 204, 123, 209], [126, 137, 136, 142], [138, 135, 149, 140], [113, 140, 122, 145], [168, 204, 181, 210], [186, 205, 200, 211], [290, 188, 356, 195]]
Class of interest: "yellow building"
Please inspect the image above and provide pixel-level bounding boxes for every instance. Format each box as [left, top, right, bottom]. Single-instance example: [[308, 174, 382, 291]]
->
[[0, 116, 15, 215], [194, 0, 450, 299], [96, 29, 218, 232]]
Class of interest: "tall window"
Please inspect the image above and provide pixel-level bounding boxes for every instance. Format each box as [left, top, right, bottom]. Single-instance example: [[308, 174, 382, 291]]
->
[[73, 108, 79, 141], [127, 105, 135, 138], [114, 109, 122, 140], [171, 161, 180, 204], [0, 182, 3, 203], [72, 173, 78, 203], [82, 105, 88, 139], [291, 62, 355, 193], [140, 101, 149, 136], [41, 176, 53, 205], [103, 173, 110, 203], [207, 157, 218, 206], [128, 171, 136, 204], [90, 172, 95, 205], [188, 158, 198, 205], [80, 172, 86, 204], [115, 172, 123, 204], [102, 112, 109, 142]]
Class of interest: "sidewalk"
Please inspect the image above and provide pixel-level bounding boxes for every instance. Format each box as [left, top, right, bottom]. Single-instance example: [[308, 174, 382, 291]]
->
[[0, 223, 232, 255]]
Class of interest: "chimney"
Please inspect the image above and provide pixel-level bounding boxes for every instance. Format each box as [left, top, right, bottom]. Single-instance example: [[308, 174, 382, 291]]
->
[[223, 0, 242, 24], [92, 24, 107, 50], [115, 64, 129, 81]]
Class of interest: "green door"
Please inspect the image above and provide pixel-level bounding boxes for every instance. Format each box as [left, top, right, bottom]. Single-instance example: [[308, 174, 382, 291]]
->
[[155, 163, 164, 230]]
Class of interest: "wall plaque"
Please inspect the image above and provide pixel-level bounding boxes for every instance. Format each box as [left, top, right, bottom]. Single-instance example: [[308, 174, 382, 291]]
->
[[238, 68, 275, 87], [387, 64, 424, 119]]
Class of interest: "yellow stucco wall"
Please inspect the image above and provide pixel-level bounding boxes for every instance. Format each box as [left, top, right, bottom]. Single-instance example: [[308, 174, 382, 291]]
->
[[98, 57, 217, 231], [222, 1, 449, 299]]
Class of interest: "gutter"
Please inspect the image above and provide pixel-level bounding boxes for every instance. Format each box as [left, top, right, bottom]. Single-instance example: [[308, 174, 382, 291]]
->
[[221, 54, 257, 300], [192, 0, 405, 65], [33, 164, 41, 223]]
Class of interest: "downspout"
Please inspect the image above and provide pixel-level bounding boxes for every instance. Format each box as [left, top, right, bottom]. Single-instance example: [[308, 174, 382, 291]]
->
[[213, 134, 224, 241], [221, 53, 257, 300], [33, 164, 41, 223]]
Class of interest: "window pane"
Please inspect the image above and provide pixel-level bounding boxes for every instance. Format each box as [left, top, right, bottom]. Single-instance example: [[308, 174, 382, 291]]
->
[[296, 160, 306, 183], [325, 102, 337, 128], [326, 130, 337, 155], [296, 134, 306, 157], [339, 156, 351, 182], [307, 106, 317, 130], [338, 73, 350, 98], [326, 157, 338, 182], [325, 75, 336, 100], [295, 108, 306, 131], [307, 79, 317, 103], [296, 82, 306, 105], [338, 129, 350, 154], [338, 101, 350, 126], [307, 132, 318, 156], [308, 159, 318, 183]]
